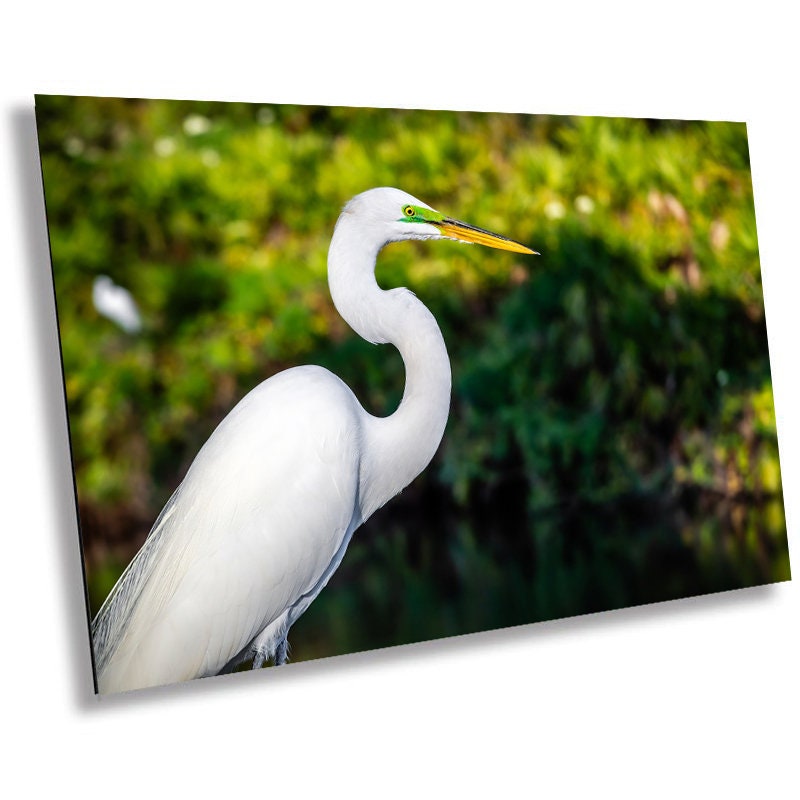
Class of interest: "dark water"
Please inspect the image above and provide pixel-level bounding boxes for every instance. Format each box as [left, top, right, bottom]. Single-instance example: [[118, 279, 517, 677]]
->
[[288, 486, 789, 664], [84, 480, 789, 669]]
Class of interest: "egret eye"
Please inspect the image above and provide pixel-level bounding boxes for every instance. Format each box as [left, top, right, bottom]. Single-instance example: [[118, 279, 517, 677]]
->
[[403, 205, 415, 218]]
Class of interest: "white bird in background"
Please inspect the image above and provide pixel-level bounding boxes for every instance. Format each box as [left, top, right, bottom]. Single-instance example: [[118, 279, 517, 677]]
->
[[92, 274, 142, 334], [91, 187, 535, 694]]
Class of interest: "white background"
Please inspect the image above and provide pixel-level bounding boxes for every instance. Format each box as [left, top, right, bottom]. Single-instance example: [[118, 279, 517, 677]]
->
[[2, 2, 797, 796]]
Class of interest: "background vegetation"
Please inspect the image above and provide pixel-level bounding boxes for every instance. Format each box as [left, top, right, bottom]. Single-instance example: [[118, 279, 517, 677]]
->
[[36, 96, 789, 664]]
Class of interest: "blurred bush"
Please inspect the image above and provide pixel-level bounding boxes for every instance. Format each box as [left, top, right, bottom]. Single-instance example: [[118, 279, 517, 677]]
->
[[36, 97, 788, 661]]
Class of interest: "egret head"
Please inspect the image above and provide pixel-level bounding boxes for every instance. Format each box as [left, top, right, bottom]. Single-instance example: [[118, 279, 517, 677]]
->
[[341, 187, 537, 255]]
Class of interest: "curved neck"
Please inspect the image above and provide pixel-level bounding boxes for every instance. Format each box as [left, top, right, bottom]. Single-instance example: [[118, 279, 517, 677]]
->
[[328, 214, 451, 518]]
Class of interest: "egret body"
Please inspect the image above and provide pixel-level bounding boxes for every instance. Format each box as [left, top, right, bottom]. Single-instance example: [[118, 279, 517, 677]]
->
[[91, 187, 534, 693], [92, 275, 142, 334]]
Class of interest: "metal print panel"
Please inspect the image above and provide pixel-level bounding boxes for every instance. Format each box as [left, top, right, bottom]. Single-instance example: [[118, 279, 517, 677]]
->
[[35, 95, 790, 694]]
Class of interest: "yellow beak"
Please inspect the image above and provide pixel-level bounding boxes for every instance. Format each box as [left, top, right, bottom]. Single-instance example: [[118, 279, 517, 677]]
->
[[436, 218, 538, 255]]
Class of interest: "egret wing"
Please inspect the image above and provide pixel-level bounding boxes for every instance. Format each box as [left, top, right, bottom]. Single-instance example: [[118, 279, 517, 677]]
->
[[94, 366, 363, 693]]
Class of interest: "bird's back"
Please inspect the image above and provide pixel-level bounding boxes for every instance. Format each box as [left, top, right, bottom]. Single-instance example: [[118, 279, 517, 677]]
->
[[93, 365, 364, 693]]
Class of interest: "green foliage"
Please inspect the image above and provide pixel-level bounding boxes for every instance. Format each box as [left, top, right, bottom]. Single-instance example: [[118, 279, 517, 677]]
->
[[36, 97, 788, 661]]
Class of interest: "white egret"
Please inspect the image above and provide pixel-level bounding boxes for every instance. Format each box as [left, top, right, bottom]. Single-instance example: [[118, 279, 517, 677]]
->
[[91, 187, 535, 694], [92, 275, 142, 334]]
